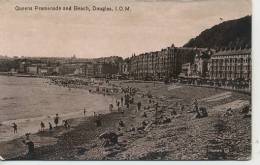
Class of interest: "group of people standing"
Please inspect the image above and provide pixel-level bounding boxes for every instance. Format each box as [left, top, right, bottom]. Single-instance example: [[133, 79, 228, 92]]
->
[[12, 83, 144, 158], [11, 113, 66, 135], [9, 113, 63, 159], [39, 113, 63, 132]]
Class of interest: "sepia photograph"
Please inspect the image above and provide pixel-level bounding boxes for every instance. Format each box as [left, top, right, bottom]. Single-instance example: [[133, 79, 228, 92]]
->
[[0, 0, 253, 161]]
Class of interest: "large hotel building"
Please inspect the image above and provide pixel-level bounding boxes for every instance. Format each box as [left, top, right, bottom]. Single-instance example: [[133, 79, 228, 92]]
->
[[208, 48, 251, 82], [129, 44, 206, 80]]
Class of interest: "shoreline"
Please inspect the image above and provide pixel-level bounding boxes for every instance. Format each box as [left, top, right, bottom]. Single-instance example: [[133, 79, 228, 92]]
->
[[0, 76, 118, 143], [0, 74, 251, 95], [0, 79, 251, 160], [0, 77, 124, 159], [0, 112, 119, 160]]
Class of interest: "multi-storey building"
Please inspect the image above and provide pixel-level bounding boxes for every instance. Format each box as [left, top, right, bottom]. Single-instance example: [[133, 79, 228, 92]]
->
[[180, 63, 192, 78], [83, 62, 95, 78], [93, 62, 120, 78], [119, 58, 130, 76], [180, 49, 213, 78], [27, 65, 39, 75], [208, 48, 251, 81], [59, 63, 79, 75], [128, 44, 204, 80], [94, 63, 104, 78]]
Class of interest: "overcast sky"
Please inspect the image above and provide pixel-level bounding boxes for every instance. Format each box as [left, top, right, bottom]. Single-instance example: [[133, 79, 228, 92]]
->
[[0, 0, 251, 58]]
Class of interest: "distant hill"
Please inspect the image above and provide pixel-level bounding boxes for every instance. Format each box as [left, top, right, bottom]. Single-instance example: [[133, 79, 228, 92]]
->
[[183, 15, 251, 48]]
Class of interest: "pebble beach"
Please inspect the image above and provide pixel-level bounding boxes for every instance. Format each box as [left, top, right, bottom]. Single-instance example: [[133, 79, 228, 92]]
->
[[0, 78, 251, 160]]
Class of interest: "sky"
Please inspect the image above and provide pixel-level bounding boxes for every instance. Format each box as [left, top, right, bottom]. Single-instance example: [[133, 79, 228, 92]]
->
[[0, 0, 251, 58]]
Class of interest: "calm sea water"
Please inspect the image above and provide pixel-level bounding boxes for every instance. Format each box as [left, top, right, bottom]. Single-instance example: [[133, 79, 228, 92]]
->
[[0, 76, 115, 142]]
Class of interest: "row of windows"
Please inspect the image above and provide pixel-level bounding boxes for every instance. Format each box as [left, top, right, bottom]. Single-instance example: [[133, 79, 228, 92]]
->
[[211, 58, 251, 63], [210, 66, 250, 70], [211, 63, 251, 67], [210, 73, 251, 78], [132, 55, 191, 61]]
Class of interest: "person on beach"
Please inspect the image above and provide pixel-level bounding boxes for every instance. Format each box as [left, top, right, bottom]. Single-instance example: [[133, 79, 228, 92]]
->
[[95, 114, 102, 127], [40, 121, 45, 131], [193, 99, 199, 114], [131, 97, 134, 104], [155, 102, 159, 111], [66, 120, 70, 129], [171, 109, 177, 116], [25, 133, 31, 140], [84, 108, 86, 116], [180, 104, 185, 113], [119, 106, 124, 114], [54, 114, 59, 127], [129, 124, 136, 132], [124, 94, 130, 109], [154, 102, 159, 124], [124, 95, 128, 106], [63, 120, 70, 129], [117, 100, 120, 111], [109, 104, 113, 112], [48, 122, 53, 131], [99, 131, 118, 147], [12, 122, 17, 134], [142, 112, 147, 118], [119, 120, 125, 127], [121, 97, 124, 105], [137, 101, 142, 112], [22, 134, 35, 159]]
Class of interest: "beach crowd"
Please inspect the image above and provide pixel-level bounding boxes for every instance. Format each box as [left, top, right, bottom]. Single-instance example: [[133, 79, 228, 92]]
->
[[8, 77, 251, 160]]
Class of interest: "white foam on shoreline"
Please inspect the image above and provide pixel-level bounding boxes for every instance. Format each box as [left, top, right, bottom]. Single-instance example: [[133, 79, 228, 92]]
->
[[0, 76, 115, 142], [0, 105, 110, 142]]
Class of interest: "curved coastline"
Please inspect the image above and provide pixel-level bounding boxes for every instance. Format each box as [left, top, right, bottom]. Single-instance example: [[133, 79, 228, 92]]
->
[[0, 77, 251, 160]]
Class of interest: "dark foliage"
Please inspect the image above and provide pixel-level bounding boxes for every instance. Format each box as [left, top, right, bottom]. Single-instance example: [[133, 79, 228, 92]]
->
[[183, 16, 251, 49]]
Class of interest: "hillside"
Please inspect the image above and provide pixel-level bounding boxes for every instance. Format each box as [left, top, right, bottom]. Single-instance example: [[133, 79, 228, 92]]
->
[[183, 15, 251, 48]]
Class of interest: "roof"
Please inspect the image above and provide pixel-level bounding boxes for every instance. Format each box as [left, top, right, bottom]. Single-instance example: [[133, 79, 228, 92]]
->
[[213, 48, 251, 56]]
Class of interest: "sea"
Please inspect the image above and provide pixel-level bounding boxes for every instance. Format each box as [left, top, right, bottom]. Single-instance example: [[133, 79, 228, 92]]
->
[[0, 75, 115, 142]]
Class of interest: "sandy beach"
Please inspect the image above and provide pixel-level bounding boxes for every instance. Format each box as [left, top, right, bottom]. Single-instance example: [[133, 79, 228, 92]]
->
[[0, 79, 251, 160]]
